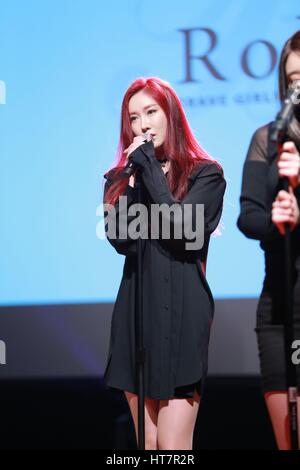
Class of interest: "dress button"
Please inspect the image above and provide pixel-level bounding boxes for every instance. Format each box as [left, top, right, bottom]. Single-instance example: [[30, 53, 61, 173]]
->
[[164, 276, 169, 282], [164, 305, 169, 310]]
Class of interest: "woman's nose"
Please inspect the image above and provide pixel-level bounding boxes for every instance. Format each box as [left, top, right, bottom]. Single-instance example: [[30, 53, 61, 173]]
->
[[140, 117, 150, 132]]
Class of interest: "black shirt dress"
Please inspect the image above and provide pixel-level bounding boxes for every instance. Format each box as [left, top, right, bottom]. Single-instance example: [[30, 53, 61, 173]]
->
[[103, 140, 226, 400]]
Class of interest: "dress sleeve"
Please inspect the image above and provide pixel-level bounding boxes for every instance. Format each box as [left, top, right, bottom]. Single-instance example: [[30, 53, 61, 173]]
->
[[129, 141, 226, 252], [237, 125, 282, 241], [103, 171, 138, 256]]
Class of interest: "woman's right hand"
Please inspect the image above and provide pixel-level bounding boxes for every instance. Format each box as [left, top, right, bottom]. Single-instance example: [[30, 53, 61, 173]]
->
[[124, 135, 148, 160], [277, 141, 300, 189], [272, 188, 300, 235]]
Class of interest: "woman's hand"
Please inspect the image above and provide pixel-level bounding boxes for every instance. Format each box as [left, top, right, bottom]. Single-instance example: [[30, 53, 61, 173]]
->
[[124, 135, 148, 160], [128, 175, 135, 188], [272, 188, 300, 235], [277, 141, 300, 189], [124, 135, 148, 188]]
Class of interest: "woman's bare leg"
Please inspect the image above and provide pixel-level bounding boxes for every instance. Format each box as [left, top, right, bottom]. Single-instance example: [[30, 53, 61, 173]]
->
[[157, 389, 201, 450], [264, 391, 300, 449], [124, 391, 159, 450]]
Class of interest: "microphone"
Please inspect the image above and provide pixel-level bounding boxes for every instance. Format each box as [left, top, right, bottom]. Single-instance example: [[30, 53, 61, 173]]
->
[[271, 80, 300, 142], [121, 133, 153, 177]]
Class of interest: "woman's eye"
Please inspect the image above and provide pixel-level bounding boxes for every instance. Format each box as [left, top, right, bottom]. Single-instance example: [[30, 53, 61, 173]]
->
[[130, 109, 156, 121]]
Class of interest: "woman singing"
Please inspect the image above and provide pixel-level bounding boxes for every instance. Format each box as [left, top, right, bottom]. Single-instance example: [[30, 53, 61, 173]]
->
[[103, 77, 226, 450], [238, 31, 300, 449]]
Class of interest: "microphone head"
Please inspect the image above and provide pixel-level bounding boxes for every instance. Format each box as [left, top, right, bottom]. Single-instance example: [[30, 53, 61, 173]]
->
[[289, 79, 300, 89], [288, 80, 300, 106], [142, 132, 153, 142]]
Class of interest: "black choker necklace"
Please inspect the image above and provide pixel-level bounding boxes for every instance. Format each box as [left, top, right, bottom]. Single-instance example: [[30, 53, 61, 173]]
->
[[159, 159, 168, 169]]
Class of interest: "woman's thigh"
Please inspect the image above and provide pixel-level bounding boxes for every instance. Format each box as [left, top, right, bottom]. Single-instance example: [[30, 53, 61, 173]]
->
[[124, 391, 160, 449], [157, 390, 201, 450]]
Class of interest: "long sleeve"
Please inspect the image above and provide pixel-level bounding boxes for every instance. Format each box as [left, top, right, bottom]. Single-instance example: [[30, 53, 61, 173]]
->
[[103, 172, 138, 256], [237, 124, 282, 241], [129, 141, 226, 252]]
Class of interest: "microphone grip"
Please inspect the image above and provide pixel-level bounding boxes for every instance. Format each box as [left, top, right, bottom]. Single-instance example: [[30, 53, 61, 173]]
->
[[122, 134, 151, 177], [282, 176, 289, 192], [122, 157, 138, 177]]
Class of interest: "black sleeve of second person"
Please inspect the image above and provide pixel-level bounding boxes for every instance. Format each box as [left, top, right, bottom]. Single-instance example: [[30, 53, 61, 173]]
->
[[237, 127, 281, 241]]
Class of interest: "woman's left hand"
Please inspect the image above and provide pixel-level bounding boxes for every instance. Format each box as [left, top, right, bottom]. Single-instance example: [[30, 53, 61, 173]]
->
[[272, 188, 300, 235], [277, 141, 300, 189]]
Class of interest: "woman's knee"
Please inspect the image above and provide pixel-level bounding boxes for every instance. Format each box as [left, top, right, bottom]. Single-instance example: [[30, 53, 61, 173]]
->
[[158, 433, 193, 450], [145, 432, 158, 450]]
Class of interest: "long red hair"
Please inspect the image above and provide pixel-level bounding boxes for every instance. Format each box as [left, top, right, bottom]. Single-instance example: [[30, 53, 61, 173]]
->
[[104, 77, 216, 206]]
